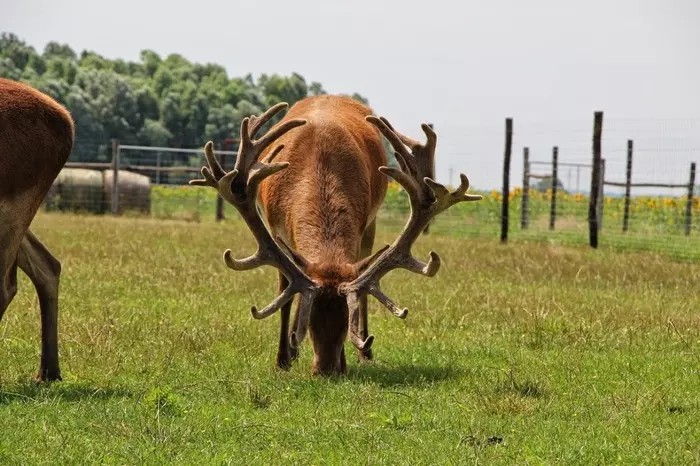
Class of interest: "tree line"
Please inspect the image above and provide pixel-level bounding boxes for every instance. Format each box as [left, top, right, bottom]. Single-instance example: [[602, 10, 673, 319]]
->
[[0, 32, 370, 162]]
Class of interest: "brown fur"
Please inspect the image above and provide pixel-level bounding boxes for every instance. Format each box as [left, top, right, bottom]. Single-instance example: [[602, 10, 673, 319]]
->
[[257, 95, 388, 375], [0, 79, 74, 201], [0, 78, 74, 382]]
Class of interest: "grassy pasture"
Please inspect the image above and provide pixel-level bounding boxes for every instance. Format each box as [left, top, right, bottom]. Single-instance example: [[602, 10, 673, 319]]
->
[[1, 212, 699, 464]]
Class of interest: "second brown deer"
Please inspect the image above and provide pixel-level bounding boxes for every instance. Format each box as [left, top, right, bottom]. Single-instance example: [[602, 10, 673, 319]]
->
[[1, 78, 74, 382], [193, 96, 481, 375]]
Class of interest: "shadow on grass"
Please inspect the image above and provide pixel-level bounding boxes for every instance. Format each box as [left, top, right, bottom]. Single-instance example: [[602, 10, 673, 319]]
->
[[344, 362, 461, 387], [0, 381, 133, 405]]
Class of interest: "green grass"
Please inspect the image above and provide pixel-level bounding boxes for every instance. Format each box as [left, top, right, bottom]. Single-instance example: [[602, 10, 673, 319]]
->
[[2, 212, 699, 464]]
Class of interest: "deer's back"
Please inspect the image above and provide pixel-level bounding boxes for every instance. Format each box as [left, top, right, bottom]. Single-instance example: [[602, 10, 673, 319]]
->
[[259, 96, 388, 263], [0, 79, 74, 200]]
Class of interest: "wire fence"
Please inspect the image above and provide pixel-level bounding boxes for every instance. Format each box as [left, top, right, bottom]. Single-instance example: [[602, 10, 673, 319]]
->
[[42, 113, 700, 261], [495, 113, 700, 260]]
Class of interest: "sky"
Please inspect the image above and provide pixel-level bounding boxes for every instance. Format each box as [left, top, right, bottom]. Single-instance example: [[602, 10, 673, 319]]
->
[[3, 0, 699, 192]]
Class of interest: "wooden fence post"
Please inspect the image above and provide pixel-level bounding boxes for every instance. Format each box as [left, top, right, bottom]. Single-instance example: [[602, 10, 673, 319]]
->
[[549, 146, 558, 230], [685, 162, 696, 236], [521, 147, 530, 229], [215, 146, 226, 222], [423, 123, 435, 235], [597, 158, 606, 230], [501, 118, 513, 244], [623, 140, 633, 232], [111, 138, 120, 216], [589, 111, 603, 248]]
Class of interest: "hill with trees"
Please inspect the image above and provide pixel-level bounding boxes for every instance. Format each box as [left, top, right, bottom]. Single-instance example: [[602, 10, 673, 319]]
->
[[0, 32, 370, 162]]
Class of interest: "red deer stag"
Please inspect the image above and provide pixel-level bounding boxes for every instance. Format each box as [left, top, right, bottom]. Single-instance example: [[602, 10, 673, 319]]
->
[[192, 96, 481, 375], [0, 78, 74, 382]]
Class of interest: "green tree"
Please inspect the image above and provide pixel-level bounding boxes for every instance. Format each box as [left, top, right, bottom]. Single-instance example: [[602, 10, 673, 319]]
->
[[140, 50, 161, 77], [138, 119, 172, 146], [0, 32, 372, 159], [64, 86, 106, 156], [0, 33, 35, 70], [152, 67, 174, 97], [43, 41, 77, 60], [258, 72, 308, 107], [205, 104, 238, 143], [135, 86, 160, 121], [534, 176, 567, 193], [79, 51, 110, 70], [0, 57, 21, 80], [346, 92, 369, 105], [309, 81, 326, 96]]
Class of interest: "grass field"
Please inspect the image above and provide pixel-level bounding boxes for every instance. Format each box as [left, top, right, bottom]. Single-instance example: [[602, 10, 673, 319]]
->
[[2, 212, 699, 464]]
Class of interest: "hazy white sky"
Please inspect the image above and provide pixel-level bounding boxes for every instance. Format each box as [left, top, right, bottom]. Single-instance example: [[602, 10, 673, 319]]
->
[[3, 0, 699, 191]]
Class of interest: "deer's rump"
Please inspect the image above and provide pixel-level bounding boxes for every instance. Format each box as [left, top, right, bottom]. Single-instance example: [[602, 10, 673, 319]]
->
[[0, 79, 74, 200]]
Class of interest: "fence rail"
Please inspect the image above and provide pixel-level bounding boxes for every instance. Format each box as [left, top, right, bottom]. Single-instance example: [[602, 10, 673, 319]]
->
[[65, 162, 203, 173], [604, 181, 689, 189]]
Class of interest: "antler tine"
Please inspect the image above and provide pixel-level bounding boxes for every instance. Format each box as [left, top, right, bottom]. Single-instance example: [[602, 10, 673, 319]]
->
[[250, 286, 296, 320], [223, 248, 269, 271], [235, 115, 307, 177], [420, 123, 437, 152], [290, 292, 315, 348], [256, 118, 308, 155], [192, 103, 318, 327], [368, 286, 408, 319], [341, 116, 482, 342], [379, 116, 421, 149], [248, 102, 289, 139], [346, 292, 375, 351], [455, 173, 483, 201], [367, 116, 413, 167], [189, 141, 226, 188], [203, 141, 227, 179]]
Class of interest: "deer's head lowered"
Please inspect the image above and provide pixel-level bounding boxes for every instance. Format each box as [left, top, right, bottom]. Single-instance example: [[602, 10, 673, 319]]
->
[[192, 103, 481, 375]]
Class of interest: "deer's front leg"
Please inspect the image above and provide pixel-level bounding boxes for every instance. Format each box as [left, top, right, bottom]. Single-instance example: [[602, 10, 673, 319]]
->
[[357, 219, 376, 362], [276, 272, 296, 370]]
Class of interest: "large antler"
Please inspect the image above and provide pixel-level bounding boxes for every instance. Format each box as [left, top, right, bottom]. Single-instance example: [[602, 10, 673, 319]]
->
[[340, 116, 482, 351], [190, 103, 318, 347]]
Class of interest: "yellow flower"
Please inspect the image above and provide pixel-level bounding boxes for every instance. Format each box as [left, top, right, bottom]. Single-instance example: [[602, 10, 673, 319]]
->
[[388, 180, 401, 192]]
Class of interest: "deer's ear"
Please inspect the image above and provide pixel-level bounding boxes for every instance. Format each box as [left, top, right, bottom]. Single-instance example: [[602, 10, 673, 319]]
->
[[275, 236, 309, 270], [353, 244, 390, 275]]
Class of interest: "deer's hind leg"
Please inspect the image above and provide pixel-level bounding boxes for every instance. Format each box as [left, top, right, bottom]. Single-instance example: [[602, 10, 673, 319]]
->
[[17, 230, 62, 382], [0, 261, 19, 322], [0, 207, 28, 321]]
